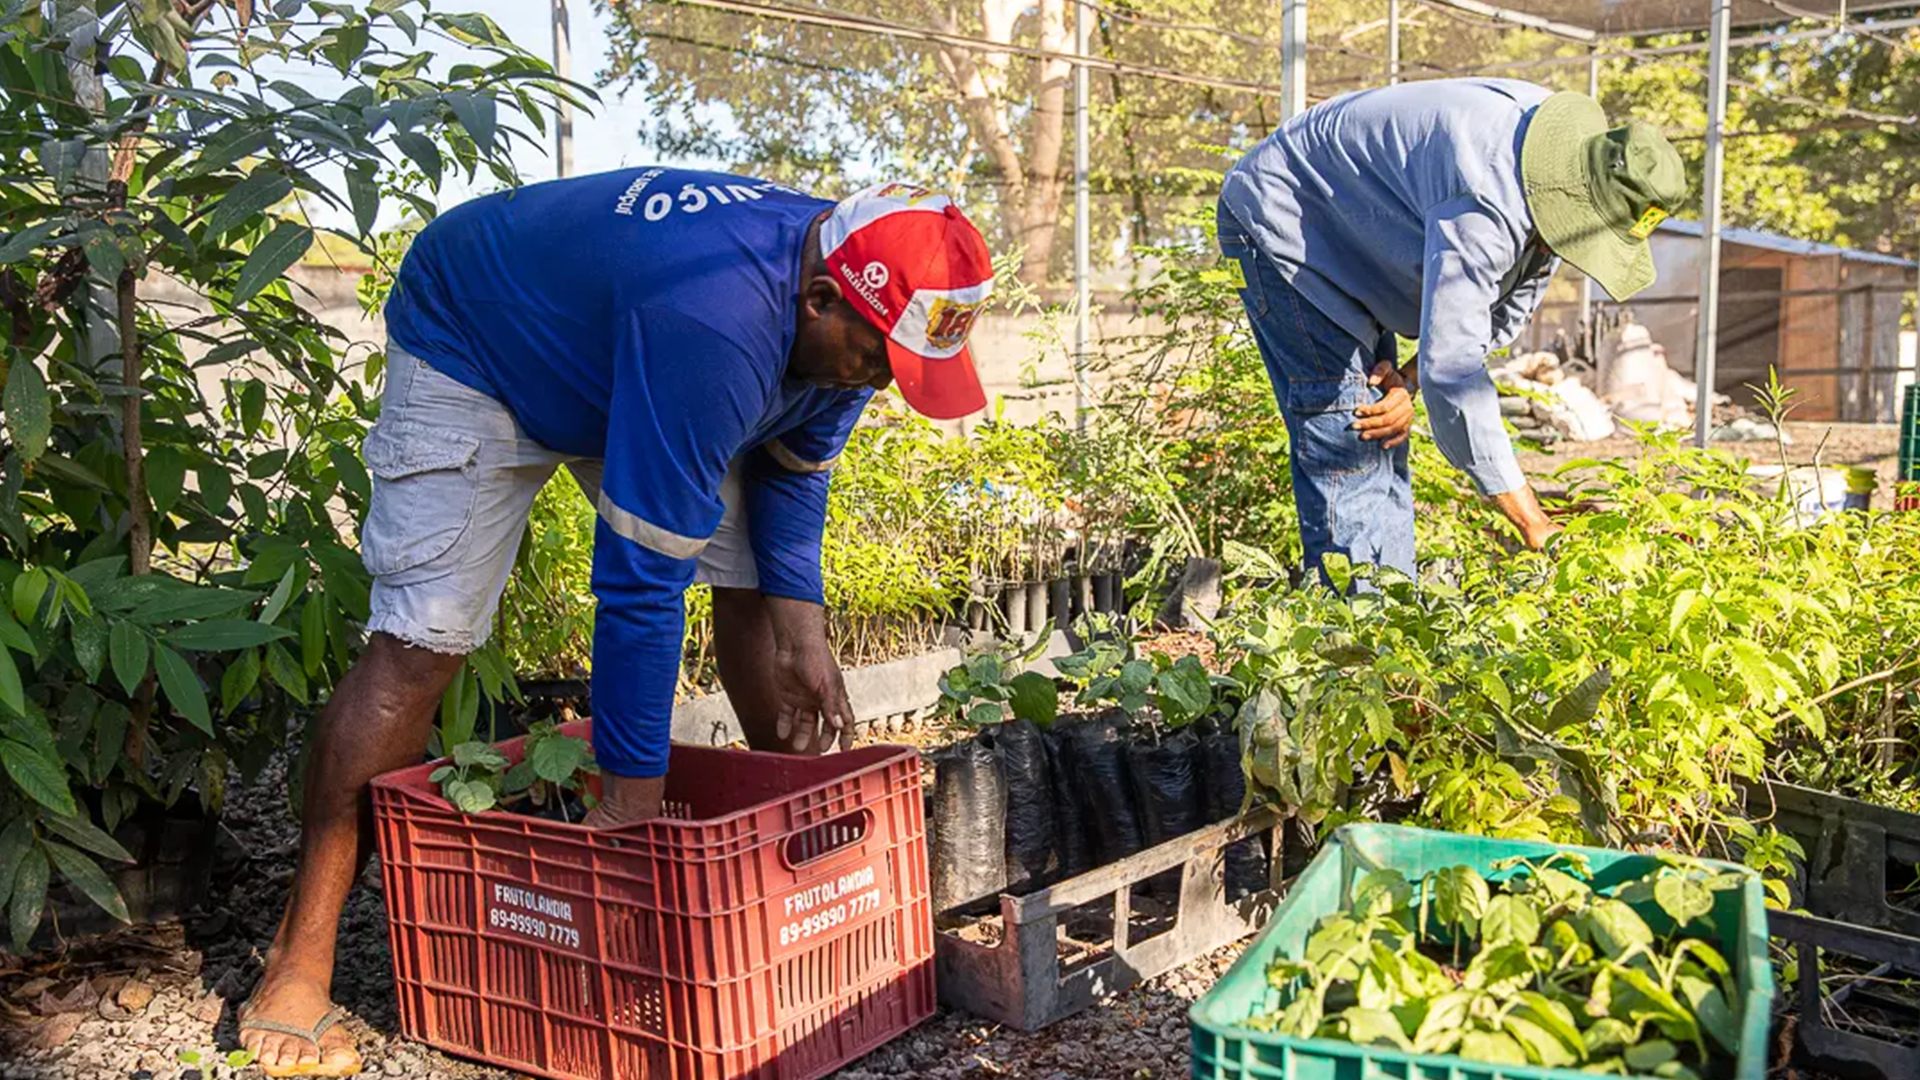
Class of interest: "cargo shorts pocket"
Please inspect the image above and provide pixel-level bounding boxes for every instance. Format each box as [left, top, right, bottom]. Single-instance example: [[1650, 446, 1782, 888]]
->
[[359, 419, 483, 578]]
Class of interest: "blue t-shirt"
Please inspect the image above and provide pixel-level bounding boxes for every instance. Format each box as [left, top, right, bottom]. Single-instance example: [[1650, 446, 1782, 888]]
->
[[384, 168, 871, 778]]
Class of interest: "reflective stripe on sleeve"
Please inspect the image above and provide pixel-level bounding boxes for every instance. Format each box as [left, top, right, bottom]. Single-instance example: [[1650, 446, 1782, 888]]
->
[[763, 438, 839, 474], [595, 490, 710, 559]]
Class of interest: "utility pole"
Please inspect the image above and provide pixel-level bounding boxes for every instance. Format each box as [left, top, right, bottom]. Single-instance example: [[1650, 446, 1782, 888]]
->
[[1387, 0, 1400, 85], [1693, 0, 1731, 449], [1579, 46, 1598, 357], [1280, 0, 1307, 120], [1072, 0, 1091, 429], [552, 0, 575, 178]]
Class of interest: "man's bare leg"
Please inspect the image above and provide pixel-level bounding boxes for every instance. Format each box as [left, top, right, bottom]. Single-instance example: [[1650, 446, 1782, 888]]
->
[[242, 633, 464, 1075], [710, 586, 790, 751]]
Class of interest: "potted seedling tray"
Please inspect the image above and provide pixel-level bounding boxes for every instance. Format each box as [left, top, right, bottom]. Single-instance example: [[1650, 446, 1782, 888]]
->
[[1190, 824, 1774, 1080], [1744, 780, 1920, 1080], [935, 803, 1290, 1031]]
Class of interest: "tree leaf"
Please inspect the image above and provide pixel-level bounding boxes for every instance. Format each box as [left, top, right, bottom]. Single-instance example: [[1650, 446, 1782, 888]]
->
[[1654, 875, 1715, 928], [4, 358, 51, 464], [528, 732, 586, 785], [239, 378, 268, 435], [0, 609, 35, 659], [1152, 655, 1212, 723], [1458, 1030, 1529, 1066], [145, 446, 188, 518], [1543, 666, 1611, 733], [0, 220, 64, 264], [390, 132, 442, 189], [445, 90, 497, 153], [346, 162, 380, 237], [1006, 671, 1058, 728], [0, 738, 75, 816], [446, 778, 496, 814], [0, 648, 22, 718], [1624, 1039, 1679, 1071], [221, 648, 261, 714], [1585, 899, 1654, 960], [204, 170, 292, 239], [1431, 865, 1491, 936], [153, 646, 212, 735], [258, 564, 299, 626], [1481, 893, 1542, 948], [44, 839, 128, 923], [197, 462, 233, 515], [110, 621, 150, 696], [300, 596, 326, 676], [231, 221, 313, 304], [41, 809, 132, 864], [0, 815, 32, 910], [8, 845, 47, 953], [69, 613, 108, 682], [164, 620, 294, 651], [263, 641, 308, 704], [1338, 1007, 1412, 1050], [1506, 1014, 1578, 1068]]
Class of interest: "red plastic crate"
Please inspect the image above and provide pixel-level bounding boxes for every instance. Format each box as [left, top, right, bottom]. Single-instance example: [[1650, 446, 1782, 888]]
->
[[370, 721, 933, 1080]]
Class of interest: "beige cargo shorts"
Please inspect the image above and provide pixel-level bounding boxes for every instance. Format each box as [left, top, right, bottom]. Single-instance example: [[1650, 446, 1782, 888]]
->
[[359, 345, 757, 654]]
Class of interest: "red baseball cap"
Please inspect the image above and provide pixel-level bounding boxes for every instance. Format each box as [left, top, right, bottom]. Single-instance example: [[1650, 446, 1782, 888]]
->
[[822, 182, 994, 420]]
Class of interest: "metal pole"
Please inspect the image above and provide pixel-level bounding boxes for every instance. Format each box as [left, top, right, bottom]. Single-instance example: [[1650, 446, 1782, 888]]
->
[[1280, 0, 1306, 120], [1578, 47, 1597, 346], [1694, 0, 1731, 449], [1073, 0, 1091, 429], [552, 0, 575, 178], [1387, 0, 1400, 84]]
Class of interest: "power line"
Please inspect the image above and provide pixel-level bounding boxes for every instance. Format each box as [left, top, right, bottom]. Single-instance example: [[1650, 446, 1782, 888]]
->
[[622, 0, 1291, 97]]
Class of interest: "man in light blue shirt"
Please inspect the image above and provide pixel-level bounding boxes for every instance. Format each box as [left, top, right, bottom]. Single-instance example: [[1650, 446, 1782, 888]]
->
[[1219, 79, 1685, 577]]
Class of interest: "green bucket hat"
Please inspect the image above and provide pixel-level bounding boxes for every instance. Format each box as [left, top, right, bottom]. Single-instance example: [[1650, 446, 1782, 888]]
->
[[1521, 92, 1688, 302]]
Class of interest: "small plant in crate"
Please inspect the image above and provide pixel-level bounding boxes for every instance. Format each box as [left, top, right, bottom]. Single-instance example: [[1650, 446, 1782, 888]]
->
[[1245, 853, 1752, 1077], [433, 722, 599, 823]]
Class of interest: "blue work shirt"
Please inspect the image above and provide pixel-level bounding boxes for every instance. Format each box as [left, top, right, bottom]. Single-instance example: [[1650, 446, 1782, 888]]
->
[[384, 167, 870, 778], [1220, 78, 1560, 496]]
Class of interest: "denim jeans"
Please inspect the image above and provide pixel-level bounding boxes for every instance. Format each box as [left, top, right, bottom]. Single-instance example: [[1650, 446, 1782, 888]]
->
[[1218, 208, 1415, 581]]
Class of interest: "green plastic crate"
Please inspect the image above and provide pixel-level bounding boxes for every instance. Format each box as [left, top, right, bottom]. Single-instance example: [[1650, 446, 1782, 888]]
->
[[1190, 824, 1774, 1080]]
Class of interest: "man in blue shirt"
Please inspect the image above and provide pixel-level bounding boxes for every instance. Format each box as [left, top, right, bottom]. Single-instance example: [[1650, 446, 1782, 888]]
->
[[239, 172, 994, 1076], [1219, 81, 1686, 577]]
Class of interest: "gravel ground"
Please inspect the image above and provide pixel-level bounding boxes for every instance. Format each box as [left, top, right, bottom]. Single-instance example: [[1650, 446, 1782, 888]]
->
[[0, 739, 1236, 1080]]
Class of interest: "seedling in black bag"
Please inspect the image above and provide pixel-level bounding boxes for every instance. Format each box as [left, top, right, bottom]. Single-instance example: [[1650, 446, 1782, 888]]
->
[[934, 620, 1059, 728], [433, 721, 600, 823]]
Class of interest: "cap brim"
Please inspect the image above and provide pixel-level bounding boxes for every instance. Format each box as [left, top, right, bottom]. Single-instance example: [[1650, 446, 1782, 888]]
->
[[1522, 92, 1658, 302], [887, 340, 986, 420]]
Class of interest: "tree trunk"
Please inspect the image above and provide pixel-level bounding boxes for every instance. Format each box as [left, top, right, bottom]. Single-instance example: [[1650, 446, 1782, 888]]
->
[[1016, 0, 1072, 286], [930, 0, 1028, 254]]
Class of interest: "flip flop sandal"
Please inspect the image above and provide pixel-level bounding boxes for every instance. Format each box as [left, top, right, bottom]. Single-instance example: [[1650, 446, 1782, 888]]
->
[[238, 1004, 362, 1077]]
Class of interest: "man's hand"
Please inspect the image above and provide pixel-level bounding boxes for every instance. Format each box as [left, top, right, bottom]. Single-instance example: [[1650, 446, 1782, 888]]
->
[[1490, 486, 1563, 552], [766, 597, 855, 754], [1353, 361, 1418, 449]]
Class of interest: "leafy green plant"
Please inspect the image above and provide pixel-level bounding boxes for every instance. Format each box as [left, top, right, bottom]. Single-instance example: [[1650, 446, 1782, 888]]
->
[[934, 627, 1058, 728], [0, 0, 576, 949], [432, 721, 597, 820], [1243, 855, 1752, 1079], [1052, 613, 1230, 728]]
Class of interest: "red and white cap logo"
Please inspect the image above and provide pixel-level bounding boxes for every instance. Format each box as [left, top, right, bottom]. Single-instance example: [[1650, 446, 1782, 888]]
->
[[822, 182, 994, 419]]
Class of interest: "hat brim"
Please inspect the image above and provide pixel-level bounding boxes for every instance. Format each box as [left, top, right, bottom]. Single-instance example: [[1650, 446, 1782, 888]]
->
[[887, 339, 986, 420], [1522, 92, 1658, 303]]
